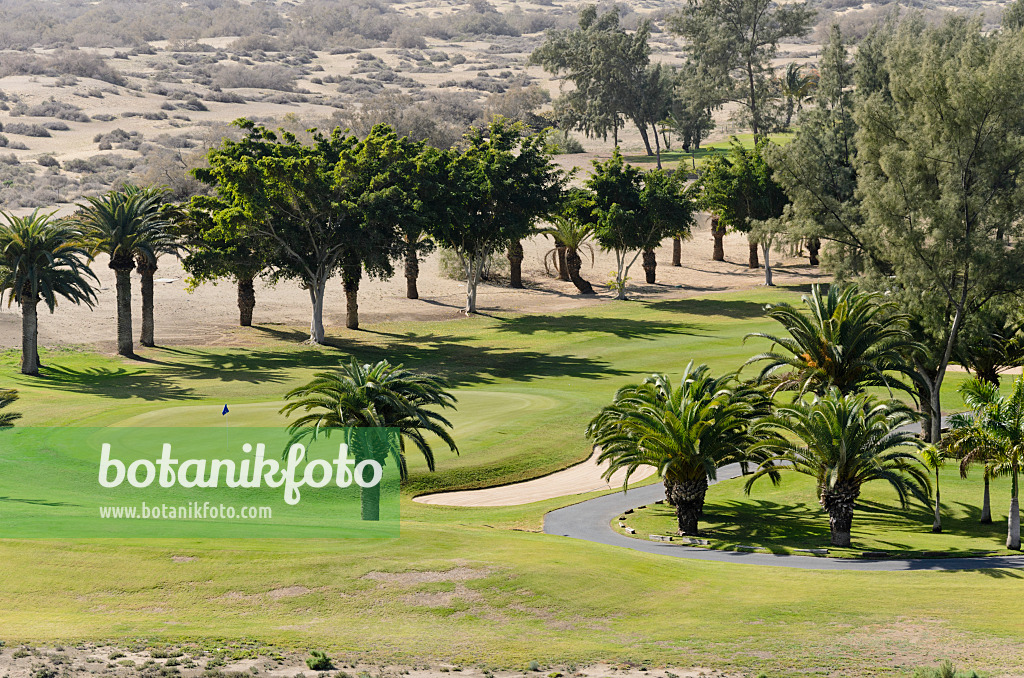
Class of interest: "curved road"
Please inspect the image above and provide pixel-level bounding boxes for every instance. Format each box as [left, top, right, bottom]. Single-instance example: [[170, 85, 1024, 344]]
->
[[543, 463, 1024, 571]]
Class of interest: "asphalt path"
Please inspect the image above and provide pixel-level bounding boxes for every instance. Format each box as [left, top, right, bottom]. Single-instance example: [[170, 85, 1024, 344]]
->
[[543, 462, 1024, 571]]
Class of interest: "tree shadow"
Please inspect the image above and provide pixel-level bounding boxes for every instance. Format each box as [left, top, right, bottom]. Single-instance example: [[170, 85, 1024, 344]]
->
[[700, 499, 833, 553], [494, 314, 703, 339], [645, 298, 770, 320], [30, 365, 197, 401], [0, 496, 78, 507]]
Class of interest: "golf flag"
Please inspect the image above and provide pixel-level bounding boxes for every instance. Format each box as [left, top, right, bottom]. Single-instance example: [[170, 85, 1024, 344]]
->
[[222, 405, 229, 415]]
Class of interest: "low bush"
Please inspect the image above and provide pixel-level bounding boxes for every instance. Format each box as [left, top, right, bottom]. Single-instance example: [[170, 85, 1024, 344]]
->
[[305, 652, 333, 672], [5, 123, 50, 137]]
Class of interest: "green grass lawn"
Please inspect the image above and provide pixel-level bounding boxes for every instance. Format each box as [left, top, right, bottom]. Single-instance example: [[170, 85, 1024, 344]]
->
[[619, 468, 1016, 558], [623, 133, 795, 171], [2, 288, 1023, 675]]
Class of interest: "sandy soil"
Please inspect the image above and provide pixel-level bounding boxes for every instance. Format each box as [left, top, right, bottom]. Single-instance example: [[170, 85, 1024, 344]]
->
[[414, 449, 657, 506], [0, 216, 828, 352], [0, 645, 738, 678]]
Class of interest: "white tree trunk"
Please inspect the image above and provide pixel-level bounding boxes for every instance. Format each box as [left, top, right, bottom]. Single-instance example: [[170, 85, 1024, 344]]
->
[[309, 280, 326, 344], [762, 243, 774, 286]]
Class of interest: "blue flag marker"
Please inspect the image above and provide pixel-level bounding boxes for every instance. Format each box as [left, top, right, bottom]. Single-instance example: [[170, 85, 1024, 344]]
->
[[223, 404, 229, 451], [222, 405, 229, 415]]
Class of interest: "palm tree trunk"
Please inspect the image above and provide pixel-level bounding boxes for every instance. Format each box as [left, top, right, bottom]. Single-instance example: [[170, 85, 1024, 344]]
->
[[507, 240, 524, 289], [1009, 463, 1020, 550], [820, 482, 859, 547], [565, 249, 595, 295], [747, 237, 759, 269], [642, 248, 657, 284], [932, 468, 942, 533], [114, 267, 133, 357], [139, 266, 155, 347], [672, 236, 682, 266], [711, 216, 725, 261], [981, 471, 992, 524], [404, 236, 419, 299], [21, 297, 39, 376], [665, 477, 708, 536], [361, 482, 380, 521], [237, 275, 255, 327], [556, 245, 568, 281]]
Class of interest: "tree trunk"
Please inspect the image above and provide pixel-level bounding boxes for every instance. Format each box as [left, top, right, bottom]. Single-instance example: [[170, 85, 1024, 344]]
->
[[556, 246, 569, 281], [642, 248, 657, 284], [404, 237, 420, 300], [237, 275, 255, 327], [762, 243, 773, 286], [308, 281, 326, 344], [21, 297, 39, 376], [932, 469, 942, 533], [565, 249, 595, 295], [465, 251, 483, 314], [981, 472, 992, 524], [665, 477, 708, 536], [343, 276, 359, 331], [139, 265, 155, 347], [711, 216, 725, 261], [637, 122, 654, 156], [507, 240, 524, 289], [807, 237, 820, 266], [747, 237, 759, 268], [652, 123, 662, 169], [1009, 465, 1020, 550], [113, 266, 134, 357], [820, 482, 859, 547], [672, 236, 682, 267], [916, 379, 934, 443], [361, 481, 380, 522]]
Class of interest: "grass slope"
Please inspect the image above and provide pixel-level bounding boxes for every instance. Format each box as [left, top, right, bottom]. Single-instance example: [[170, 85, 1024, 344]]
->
[[0, 288, 1019, 675]]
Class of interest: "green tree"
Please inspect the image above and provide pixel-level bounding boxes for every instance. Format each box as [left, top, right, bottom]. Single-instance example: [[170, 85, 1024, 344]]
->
[[429, 119, 564, 313], [587, 362, 764, 535], [0, 389, 19, 427], [953, 308, 1024, 387], [744, 284, 922, 397], [531, 6, 668, 157], [664, 61, 723, 152], [853, 18, 1024, 443], [746, 390, 930, 547], [586, 150, 650, 299], [76, 187, 169, 357], [701, 138, 787, 272], [0, 211, 96, 375], [942, 378, 1024, 549], [281, 358, 458, 520], [639, 169, 697, 284], [176, 200, 277, 327], [669, 0, 816, 136]]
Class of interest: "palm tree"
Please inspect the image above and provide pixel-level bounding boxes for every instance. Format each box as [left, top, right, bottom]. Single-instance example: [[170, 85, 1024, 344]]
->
[[280, 358, 458, 520], [0, 211, 97, 376], [76, 186, 169, 357], [745, 390, 930, 547], [943, 410, 1003, 524], [780, 63, 816, 129], [541, 215, 596, 295], [941, 377, 1024, 549], [586, 362, 765, 535], [0, 389, 21, 427], [745, 284, 922, 397], [131, 192, 180, 347], [921, 444, 947, 533]]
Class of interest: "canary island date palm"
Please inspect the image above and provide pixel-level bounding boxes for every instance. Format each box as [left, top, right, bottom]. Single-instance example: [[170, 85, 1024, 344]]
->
[[0, 389, 21, 427], [745, 390, 930, 547], [586, 362, 766, 535], [280, 358, 458, 520], [942, 377, 1024, 549], [76, 186, 169, 357], [0, 211, 97, 376], [745, 284, 922, 397]]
